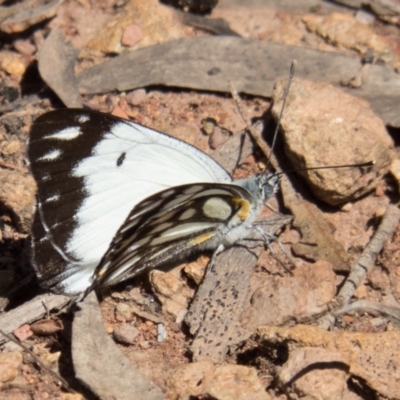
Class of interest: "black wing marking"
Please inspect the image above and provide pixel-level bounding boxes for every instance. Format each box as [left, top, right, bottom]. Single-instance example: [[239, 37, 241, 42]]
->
[[29, 109, 119, 290]]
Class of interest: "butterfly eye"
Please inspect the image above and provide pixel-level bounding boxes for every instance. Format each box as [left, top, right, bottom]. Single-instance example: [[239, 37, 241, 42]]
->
[[258, 173, 280, 201]]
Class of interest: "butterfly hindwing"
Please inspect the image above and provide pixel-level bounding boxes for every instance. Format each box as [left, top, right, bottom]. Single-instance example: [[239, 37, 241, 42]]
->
[[29, 109, 232, 294], [94, 183, 257, 288]]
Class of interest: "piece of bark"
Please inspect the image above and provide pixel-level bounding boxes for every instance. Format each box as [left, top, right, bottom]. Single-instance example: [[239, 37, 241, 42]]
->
[[185, 214, 292, 363], [77, 37, 400, 127], [38, 29, 82, 108], [280, 175, 350, 272], [72, 291, 164, 400], [332, 0, 400, 23], [0, 0, 62, 33], [0, 293, 69, 345]]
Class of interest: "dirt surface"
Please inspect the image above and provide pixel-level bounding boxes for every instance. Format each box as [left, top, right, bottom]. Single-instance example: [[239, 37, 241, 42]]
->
[[1, 0, 400, 399]]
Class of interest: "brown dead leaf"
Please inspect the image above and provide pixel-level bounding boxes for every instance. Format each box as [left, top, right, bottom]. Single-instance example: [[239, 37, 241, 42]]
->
[[38, 29, 82, 108], [30, 319, 63, 336], [72, 291, 163, 400]]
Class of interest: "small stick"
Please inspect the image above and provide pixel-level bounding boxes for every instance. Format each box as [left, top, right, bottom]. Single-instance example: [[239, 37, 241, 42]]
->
[[0, 328, 74, 393], [337, 204, 400, 306], [0, 160, 28, 173], [317, 205, 400, 329], [334, 300, 400, 325]]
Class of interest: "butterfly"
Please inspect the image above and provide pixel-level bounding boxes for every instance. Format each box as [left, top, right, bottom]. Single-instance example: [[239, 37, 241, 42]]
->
[[28, 109, 280, 295]]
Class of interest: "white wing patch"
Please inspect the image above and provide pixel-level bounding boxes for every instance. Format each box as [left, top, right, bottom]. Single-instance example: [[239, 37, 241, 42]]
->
[[45, 194, 60, 203], [37, 149, 62, 161], [77, 114, 90, 123], [43, 127, 82, 140]]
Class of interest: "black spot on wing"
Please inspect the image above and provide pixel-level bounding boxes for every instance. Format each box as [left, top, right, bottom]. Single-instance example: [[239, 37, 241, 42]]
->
[[117, 152, 126, 166]]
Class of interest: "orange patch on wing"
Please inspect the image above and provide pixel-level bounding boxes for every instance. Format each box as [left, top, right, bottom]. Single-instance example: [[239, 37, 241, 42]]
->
[[188, 232, 215, 245], [232, 197, 250, 220]]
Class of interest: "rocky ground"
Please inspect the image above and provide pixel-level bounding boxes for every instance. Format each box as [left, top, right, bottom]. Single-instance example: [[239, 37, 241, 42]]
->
[[0, 0, 400, 399]]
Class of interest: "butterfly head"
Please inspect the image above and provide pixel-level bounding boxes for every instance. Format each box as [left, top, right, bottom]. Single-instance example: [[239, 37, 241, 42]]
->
[[234, 172, 280, 204], [258, 172, 280, 200]]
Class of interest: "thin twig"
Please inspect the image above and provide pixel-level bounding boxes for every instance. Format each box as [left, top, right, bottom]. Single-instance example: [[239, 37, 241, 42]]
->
[[337, 204, 400, 305], [317, 204, 400, 329], [0, 159, 28, 173], [333, 300, 400, 325], [228, 81, 283, 173], [0, 328, 74, 393]]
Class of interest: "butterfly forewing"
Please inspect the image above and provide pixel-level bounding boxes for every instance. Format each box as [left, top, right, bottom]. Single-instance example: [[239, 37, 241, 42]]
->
[[29, 109, 232, 294], [94, 183, 257, 288]]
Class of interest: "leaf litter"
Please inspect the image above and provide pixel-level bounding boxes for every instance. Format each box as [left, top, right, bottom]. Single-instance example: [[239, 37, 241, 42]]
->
[[0, 0, 400, 399]]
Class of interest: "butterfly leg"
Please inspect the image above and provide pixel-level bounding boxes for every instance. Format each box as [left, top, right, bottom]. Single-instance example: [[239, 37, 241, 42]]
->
[[255, 226, 296, 273], [204, 244, 225, 277]]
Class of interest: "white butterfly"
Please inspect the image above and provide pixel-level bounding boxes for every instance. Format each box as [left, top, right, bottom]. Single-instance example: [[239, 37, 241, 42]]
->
[[28, 109, 279, 295]]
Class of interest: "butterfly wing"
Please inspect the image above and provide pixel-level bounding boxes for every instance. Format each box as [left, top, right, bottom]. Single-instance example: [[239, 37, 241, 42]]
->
[[93, 182, 258, 289], [29, 109, 231, 294]]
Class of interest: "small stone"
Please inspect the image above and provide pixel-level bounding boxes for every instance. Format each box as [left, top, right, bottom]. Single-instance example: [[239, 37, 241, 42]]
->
[[209, 126, 230, 150], [201, 118, 216, 135], [184, 260, 206, 285], [115, 302, 133, 321], [113, 324, 139, 345], [157, 323, 167, 342], [340, 203, 352, 212], [121, 24, 143, 47], [126, 89, 147, 106], [112, 105, 129, 120], [150, 268, 194, 317], [271, 78, 393, 205], [13, 39, 36, 56], [13, 325, 33, 342], [242, 261, 336, 329], [0, 51, 27, 77]]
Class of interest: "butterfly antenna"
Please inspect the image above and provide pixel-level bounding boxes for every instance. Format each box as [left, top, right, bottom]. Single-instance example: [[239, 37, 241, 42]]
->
[[265, 61, 296, 170], [276, 160, 375, 177]]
